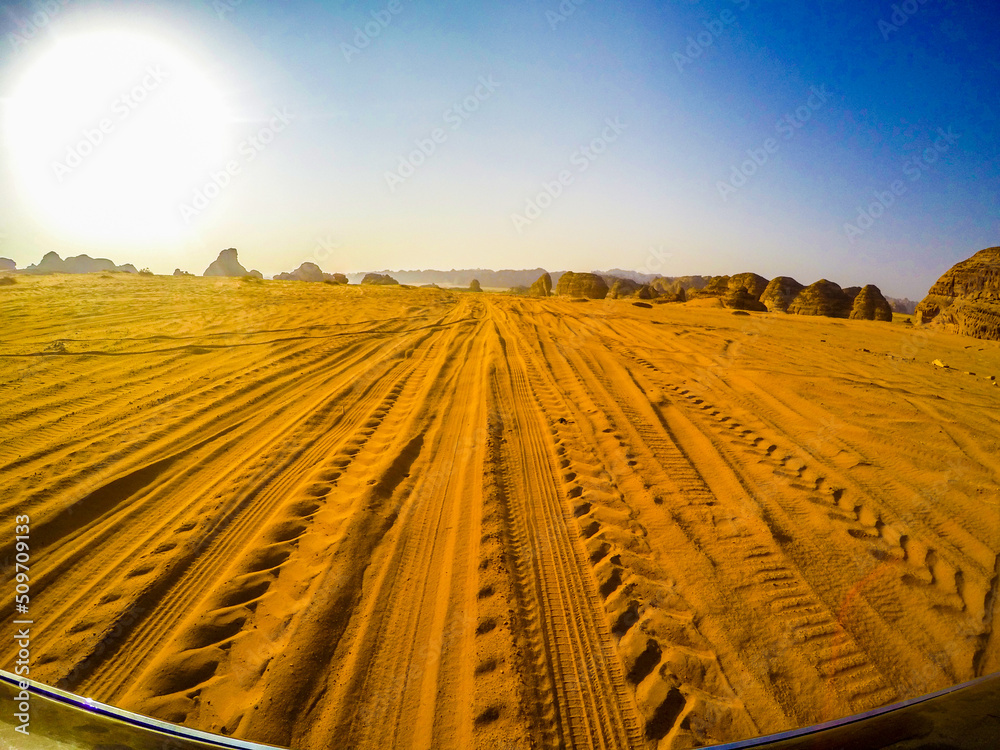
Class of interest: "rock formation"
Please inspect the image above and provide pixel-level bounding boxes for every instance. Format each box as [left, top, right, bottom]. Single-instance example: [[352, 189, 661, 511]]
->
[[843, 286, 862, 302], [608, 278, 642, 298], [760, 276, 805, 313], [204, 248, 248, 277], [469, 279, 482, 292], [787, 280, 853, 318], [689, 275, 731, 299], [361, 273, 399, 286], [274, 262, 345, 284], [247, 270, 264, 280], [723, 288, 767, 312], [25, 252, 136, 275], [850, 285, 893, 321], [556, 272, 609, 300], [528, 273, 553, 297], [173, 269, 193, 277], [636, 284, 656, 300], [728, 272, 769, 299], [0, 258, 16, 272], [915, 247, 1000, 340]]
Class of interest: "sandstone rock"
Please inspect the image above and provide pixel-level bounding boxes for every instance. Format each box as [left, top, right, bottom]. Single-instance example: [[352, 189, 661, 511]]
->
[[787, 279, 852, 318], [843, 286, 862, 302], [690, 275, 730, 298], [915, 247, 1000, 341], [723, 287, 767, 312], [247, 270, 264, 280], [728, 272, 769, 299], [204, 248, 248, 277], [760, 276, 805, 313], [556, 272, 609, 299], [173, 269, 193, 277], [469, 279, 482, 292], [0, 258, 16, 271], [361, 273, 399, 286], [275, 262, 324, 282], [608, 278, 642, 298], [528, 273, 552, 297], [26, 252, 136, 274], [637, 284, 657, 300], [850, 285, 893, 321]]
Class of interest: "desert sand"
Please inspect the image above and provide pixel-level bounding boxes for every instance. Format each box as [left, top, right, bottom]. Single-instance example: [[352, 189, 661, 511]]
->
[[0, 274, 998, 749]]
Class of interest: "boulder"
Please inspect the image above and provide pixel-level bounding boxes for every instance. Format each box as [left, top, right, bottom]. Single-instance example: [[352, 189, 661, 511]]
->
[[915, 247, 1000, 340], [760, 276, 805, 313], [528, 272, 553, 297], [723, 287, 767, 312], [850, 285, 893, 321], [247, 270, 264, 279], [204, 248, 248, 277], [843, 286, 862, 302], [361, 273, 399, 286], [556, 272, 609, 299], [0, 258, 15, 271], [329, 273, 349, 285], [173, 269, 193, 277], [787, 279, 852, 318], [469, 279, 482, 292]]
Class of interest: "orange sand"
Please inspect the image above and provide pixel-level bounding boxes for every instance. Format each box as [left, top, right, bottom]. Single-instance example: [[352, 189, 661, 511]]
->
[[0, 274, 997, 749]]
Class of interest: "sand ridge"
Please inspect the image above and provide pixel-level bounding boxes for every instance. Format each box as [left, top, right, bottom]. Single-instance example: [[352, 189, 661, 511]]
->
[[1, 274, 998, 749]]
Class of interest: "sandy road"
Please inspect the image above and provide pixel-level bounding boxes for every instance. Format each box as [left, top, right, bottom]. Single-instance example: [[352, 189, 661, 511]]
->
[[1, 276, 998, 749]]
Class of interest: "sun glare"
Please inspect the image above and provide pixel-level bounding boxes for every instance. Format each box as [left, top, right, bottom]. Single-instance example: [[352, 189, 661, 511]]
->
[[4, 29, 231, 246]]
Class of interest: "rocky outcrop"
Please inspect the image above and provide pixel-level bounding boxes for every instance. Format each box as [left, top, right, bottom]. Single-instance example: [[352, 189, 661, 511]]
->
[[690, 275, 731, 299], [25, 252, 136, 274], [204, 248, 248, 277], [636, 284, 656, 300], [0, 258, 16, 272], [173, 269, 193, 277], [275, 262, 324, 282], [247, 270, 264, 280], [274, 263, 345, 284], [760, 276, 804, 313], [850, 285, 893, 321], [915, 247, 1000, 340], [787, 280, 853, 318], [469, 279, 482, 292], [361, 273, 399, 286], [728, 272, 769, 299], [723, 288, 767, 312], [608, 278, 642, 298], [843, 286, 862, 303], [556, 272, 609, 300], [528, 272, 552, 297], [888, 297, 917, 315]]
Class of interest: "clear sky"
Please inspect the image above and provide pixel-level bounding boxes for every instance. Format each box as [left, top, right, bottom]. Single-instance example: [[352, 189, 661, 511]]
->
[[0, 0, 997, 298]]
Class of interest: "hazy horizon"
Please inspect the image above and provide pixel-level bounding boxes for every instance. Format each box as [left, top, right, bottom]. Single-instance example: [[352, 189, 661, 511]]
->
[[1, 1, 997, 299]]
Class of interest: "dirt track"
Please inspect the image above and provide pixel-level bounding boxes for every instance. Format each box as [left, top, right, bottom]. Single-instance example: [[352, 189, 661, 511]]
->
[[1, 275, 998, 749]]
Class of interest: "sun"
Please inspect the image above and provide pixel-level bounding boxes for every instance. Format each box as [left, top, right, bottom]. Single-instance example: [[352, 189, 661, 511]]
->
[[4, 29, 231, 246]]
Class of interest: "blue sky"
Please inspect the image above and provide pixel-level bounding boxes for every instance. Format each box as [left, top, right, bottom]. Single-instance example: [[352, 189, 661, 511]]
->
[[0, 0, 996, 297]]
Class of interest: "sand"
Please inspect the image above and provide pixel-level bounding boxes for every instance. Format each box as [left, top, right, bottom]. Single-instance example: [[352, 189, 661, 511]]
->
[[0, 274, 997, 749]]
